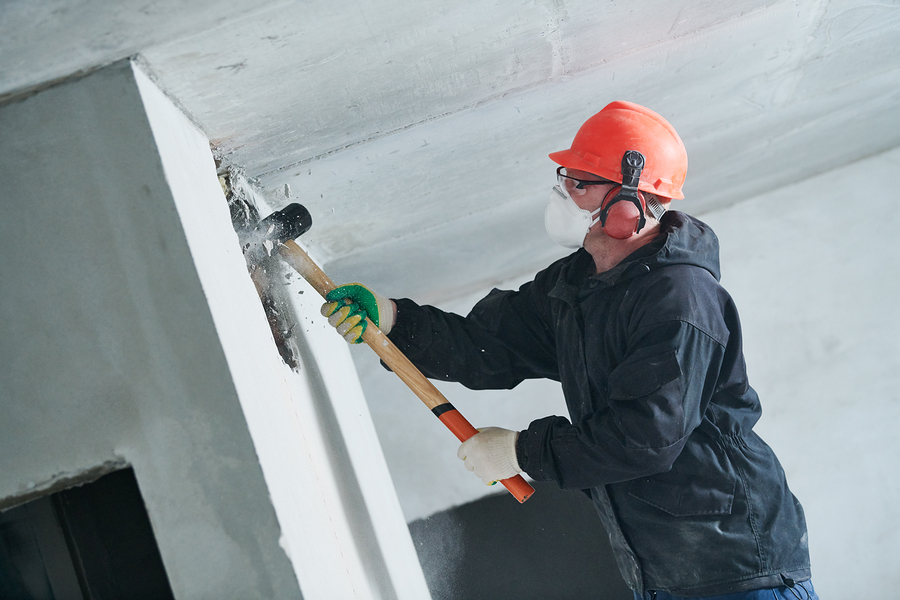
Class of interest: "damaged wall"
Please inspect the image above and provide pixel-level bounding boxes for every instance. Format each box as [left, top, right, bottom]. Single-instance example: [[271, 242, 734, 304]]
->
[[0, 60, 428, 599]]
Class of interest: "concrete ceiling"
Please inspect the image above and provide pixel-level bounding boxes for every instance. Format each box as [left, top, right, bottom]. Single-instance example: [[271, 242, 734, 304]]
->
[[3, 0, 900, 302]]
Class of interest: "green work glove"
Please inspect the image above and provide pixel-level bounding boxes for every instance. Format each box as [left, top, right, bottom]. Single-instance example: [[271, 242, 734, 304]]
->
[[321, 283, 395, 344]]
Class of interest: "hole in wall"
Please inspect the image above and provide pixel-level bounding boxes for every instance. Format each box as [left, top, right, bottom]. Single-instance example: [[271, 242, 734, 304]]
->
[[0, 468, 175, 600], [218, 163, 302, 370]]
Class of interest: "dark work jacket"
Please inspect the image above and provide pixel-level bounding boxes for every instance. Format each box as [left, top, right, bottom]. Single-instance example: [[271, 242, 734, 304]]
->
[[387, 212, 810, 596]]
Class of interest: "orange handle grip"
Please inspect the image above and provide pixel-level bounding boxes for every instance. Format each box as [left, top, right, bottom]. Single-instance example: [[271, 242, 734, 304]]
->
[[435, 406, 535, 503]]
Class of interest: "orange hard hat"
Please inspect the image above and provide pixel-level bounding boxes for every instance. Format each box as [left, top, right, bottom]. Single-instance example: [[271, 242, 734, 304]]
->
[[549, 101, 688, 200]]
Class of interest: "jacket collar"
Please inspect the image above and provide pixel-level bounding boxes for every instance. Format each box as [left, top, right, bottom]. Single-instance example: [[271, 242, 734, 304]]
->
[[547, 211, 721, 304]]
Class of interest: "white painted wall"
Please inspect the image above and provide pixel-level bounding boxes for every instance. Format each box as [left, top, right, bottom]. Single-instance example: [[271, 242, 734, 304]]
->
[[0, 61, 429, 599], [355, 147, 900, 597], [703, 147, 900, 599]]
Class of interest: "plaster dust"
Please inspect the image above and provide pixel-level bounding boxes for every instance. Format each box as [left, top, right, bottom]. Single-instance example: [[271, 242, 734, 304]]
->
[[213, 163, 429, 597]]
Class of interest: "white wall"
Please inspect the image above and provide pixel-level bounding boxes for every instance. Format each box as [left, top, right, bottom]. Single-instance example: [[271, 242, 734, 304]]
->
[[0, 61, 429, 600], [0, 60, 298, 598], [703, 147, 900, 599], [356, 147, 900, 597], [134, 62, 430, 600]]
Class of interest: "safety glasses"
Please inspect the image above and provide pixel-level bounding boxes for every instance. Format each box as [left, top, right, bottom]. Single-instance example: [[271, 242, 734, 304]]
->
[[556, 167, 617, 196]]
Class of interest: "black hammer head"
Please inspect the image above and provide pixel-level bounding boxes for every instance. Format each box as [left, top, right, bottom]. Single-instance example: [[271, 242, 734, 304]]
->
[[257, 203, 313, 245], [241, 203, 313, 260]]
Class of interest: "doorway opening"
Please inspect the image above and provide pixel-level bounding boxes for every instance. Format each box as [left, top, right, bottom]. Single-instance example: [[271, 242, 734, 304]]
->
[[0, 467, 175, 600]]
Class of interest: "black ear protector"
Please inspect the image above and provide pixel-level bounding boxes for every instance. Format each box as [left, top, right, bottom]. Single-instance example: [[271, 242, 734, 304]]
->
[[597, 150, 649, 239], [597, 186, 647, 239]]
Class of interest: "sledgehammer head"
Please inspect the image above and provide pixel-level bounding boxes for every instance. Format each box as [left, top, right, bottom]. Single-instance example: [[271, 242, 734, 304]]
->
[[243, 203, 313, 259], [257, 203, 313, 245]]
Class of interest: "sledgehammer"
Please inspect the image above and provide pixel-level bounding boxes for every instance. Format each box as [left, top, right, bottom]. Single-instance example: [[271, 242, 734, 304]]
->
[[251, 203, 535, 503]]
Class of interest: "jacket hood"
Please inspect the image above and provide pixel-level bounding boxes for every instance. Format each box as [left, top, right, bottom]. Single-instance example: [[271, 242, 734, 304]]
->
[[560, 211, 722, 290], [651, 211, 721, 281], [557, 211, 722, 293]]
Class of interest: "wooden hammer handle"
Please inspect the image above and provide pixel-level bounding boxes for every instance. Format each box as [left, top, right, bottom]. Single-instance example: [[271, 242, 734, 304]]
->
[[278, 239, 534, 503]]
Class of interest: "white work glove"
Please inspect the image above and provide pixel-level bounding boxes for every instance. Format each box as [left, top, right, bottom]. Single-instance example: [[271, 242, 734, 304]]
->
[[321, 283, 395, 344], [457, 427, 522, 486]]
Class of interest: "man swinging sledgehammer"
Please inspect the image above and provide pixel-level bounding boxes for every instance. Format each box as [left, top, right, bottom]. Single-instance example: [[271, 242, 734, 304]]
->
[[321, 101, 816, 600]]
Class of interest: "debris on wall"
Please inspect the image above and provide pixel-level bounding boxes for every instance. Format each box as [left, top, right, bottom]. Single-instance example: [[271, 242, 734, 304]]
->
[[216, 158, 302, 370]]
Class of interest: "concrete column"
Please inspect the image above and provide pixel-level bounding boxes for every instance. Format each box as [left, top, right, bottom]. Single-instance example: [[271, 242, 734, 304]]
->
[[0, 59, 429, 600]]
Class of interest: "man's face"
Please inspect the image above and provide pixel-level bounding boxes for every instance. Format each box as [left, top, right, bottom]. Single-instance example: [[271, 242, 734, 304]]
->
[[558, 168, 618, 212]]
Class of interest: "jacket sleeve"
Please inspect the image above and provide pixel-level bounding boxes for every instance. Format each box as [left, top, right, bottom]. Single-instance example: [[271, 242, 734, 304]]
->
[[387, 280, 560, 390], [516, 318, 727, 489]]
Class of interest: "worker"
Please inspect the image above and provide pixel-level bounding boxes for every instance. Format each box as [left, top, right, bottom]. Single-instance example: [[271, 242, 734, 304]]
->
[[321, 101, 816, 600]]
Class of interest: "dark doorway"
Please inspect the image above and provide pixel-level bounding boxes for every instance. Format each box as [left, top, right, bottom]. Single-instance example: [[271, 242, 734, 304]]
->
[[0, 468, 175, 600]]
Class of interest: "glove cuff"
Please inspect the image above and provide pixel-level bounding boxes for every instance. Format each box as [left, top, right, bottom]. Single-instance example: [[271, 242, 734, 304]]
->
[[491, 428, 522, 475], [375, 293, 394, 334]]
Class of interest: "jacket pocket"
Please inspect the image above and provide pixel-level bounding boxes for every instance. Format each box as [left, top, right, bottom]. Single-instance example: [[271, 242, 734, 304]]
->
[[608, 349, 681, 400], [628, 472, 736, 517]]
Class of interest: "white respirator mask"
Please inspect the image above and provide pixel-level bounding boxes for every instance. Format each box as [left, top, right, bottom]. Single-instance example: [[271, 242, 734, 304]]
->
[[544, 185, 603, 249]]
